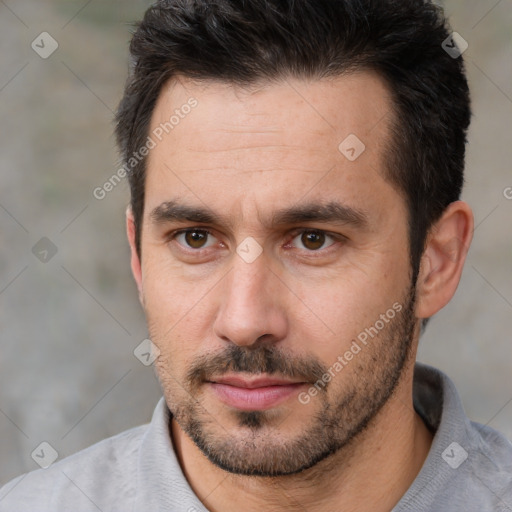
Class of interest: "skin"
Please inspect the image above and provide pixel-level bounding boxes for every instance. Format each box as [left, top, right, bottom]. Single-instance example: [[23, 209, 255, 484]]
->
[[126, 72, 474, 512]]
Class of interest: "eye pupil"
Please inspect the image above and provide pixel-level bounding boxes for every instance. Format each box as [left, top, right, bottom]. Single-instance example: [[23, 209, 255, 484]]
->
[[185, 230, 207, 248], [301, 231, 325, 250]]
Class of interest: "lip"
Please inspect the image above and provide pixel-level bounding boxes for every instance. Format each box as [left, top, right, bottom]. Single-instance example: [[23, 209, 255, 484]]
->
[[207, 375, 307, 411]]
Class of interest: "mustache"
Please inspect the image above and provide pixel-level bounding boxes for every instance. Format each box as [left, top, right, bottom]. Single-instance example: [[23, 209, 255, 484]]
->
[[185, 344, 328, 390]]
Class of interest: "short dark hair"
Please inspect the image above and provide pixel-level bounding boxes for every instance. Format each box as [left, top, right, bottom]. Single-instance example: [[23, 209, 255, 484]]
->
[[116, 0, 470, 283]]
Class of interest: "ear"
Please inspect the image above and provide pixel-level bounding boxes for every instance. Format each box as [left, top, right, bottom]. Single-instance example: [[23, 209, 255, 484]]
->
[[415, 201, 474, 320], [126, 206, 144, 304]]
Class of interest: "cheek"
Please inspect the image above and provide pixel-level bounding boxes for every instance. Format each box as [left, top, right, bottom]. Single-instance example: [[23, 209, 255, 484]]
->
[[142, 246, 209, 310], [141, 256, 215, 355], [291, 257, 408, 358]]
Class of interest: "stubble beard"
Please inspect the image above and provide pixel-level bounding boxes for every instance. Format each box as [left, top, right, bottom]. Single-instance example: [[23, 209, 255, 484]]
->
[[154, 285, 417, 477]]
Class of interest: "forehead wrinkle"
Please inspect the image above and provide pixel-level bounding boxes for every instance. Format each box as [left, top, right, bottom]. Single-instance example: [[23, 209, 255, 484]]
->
[[215, 126, 283, 134], [186, 144, 318, 154], [175, 167, 323, 174]]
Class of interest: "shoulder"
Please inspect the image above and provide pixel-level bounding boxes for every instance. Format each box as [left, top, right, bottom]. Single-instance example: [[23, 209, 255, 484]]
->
[[0, 424, 148, 512], [401, 364, 512, 511], [467, 420, 512, 504]]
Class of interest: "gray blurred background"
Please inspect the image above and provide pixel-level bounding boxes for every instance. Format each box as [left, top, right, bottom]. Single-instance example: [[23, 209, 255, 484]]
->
[[0, 0, 511, 485]]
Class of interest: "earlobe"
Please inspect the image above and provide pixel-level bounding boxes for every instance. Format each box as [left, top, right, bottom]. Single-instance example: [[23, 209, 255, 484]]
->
[[415, 201, 474, 320], [126, 207, 144, 304]]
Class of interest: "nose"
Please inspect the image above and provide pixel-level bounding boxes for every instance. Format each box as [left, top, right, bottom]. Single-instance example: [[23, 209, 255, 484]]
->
[[213, 254, 288, 348]]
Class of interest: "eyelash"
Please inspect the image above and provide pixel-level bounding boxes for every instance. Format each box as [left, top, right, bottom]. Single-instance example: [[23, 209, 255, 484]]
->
[[168, 227, 345, 254]]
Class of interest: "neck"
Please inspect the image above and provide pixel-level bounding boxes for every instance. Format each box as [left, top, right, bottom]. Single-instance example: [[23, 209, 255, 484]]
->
[[170, 364, 433, 512]]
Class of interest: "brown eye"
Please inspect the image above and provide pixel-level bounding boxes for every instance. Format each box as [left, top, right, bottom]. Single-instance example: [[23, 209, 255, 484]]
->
[[289, 229, 339, 252], [181, 230, 211, 249], [292, 230, 334, 252], [185, 230, 207, 248], [300, 230, 327, 250]]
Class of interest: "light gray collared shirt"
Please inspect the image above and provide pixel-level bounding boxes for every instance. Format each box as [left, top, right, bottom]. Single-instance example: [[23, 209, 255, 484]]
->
[[1, 363, 511, 511]]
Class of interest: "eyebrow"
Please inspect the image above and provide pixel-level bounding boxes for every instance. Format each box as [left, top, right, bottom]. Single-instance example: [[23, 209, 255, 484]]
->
[[150, 200, 369, 230], [151, 201, 227, 229], [272, 201, 369, 229]]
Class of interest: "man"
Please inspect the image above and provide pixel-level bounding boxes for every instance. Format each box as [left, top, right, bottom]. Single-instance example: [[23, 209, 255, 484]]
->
[[1, 0, 511, 510]]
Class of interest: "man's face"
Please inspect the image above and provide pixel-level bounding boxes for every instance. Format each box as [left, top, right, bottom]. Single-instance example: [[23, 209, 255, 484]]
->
[[134, 73, 418, 476]]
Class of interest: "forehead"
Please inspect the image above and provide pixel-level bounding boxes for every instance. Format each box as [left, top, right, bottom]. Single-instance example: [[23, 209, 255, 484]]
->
[[150, 72, 393, 153], [145, 73, 401, 226]]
